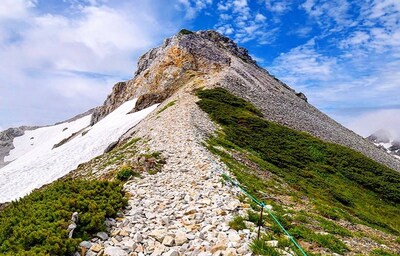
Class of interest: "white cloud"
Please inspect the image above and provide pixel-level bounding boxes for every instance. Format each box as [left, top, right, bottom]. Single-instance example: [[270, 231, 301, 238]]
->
[[177, 0, 212, 19], [292, 26, 313, 37], [301, 0, 353, 31], [255, 13, 266, 22], [215, 0, 274, 44], [0, 1, 182, 129], [270, 39, 337, 84], [0, 0, 35, 20], [265, 0, 292, 14], [217, 24, 234, 35], [266, 1, 399, 136], [346, 109, 400, 138], [368, 0, 400, 20]]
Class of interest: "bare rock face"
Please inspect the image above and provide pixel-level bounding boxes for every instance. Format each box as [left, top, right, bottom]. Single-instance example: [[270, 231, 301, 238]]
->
[[89, 29, 400, 172], [295, 92, 308, 102], [90, 82, 127, 125], [89, 30, 258, 125], [0, 126, 37, 168]]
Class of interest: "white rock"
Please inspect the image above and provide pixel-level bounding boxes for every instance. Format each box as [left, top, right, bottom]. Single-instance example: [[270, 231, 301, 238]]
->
[[162, 236, 175, 246], [104, 246, 128, 256], [175, 231, 188, 246], [134, 232, 143, 242], [164, 249, 179, 256], [228, 231, 241, 243], [149, 229, 167, 242], [122, 239, 137, 250]]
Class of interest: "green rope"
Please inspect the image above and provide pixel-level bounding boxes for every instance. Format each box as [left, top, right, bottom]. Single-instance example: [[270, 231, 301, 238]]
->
[[222, 173, 308, 256]]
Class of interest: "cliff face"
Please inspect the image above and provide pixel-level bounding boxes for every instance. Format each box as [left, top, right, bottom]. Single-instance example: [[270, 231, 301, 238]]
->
[[89, 29, 400, 172]]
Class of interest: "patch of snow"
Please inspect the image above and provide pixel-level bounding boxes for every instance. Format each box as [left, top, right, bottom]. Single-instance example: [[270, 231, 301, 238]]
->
[[0, 99, 158, 203], [376, 142, 392, 150], [5, 116, 91, 162]]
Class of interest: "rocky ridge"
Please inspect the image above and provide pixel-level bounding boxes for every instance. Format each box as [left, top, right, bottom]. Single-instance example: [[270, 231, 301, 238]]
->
[[69, 30, 400, 255], [89, 29, 400, 172], [72, 90, 266, 255]]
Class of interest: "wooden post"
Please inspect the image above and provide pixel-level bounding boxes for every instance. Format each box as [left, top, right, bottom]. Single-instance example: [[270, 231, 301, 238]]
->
[[257, 206, 264, 240]]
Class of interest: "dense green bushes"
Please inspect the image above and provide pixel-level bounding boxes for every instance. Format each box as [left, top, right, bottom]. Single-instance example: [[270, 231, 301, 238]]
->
[[0, 179, 126, 255], [197, 88, 400, 234]]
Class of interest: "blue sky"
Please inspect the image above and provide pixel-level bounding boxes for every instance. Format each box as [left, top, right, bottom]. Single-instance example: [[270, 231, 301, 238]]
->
[[0, 0, 399, 137]]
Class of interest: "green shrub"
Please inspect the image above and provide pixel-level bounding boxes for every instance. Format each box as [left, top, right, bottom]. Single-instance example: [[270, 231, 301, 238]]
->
[[0, 179, 126, 255], [116, 166, 139, 181]]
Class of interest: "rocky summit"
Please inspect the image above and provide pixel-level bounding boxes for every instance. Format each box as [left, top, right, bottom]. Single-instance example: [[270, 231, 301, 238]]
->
[[90, 30, 400, 173], [1, 30, 400, 256]]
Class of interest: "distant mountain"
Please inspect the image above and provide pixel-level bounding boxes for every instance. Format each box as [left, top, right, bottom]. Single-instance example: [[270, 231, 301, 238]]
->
[[0, 126, 39, 168], [367, 129, 400, 159]]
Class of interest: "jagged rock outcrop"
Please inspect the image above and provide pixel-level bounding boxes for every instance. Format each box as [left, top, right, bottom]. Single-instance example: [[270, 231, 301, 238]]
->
[[90, 82, 128, 125], [89, 30, 255, 125], [0, 126, 38, 168], [89, 29, 400, 172]]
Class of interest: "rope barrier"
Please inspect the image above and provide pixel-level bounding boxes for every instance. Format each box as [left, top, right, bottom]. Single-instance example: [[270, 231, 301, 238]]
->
[[222, 173, 308, 256]]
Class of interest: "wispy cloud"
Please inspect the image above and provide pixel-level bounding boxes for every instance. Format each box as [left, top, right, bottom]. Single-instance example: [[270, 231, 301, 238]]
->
[[270, 39, 337, 84], [265, 0, 292, 14], [176, 0, 213, 19], [266, 0, 400, 135], [214, 0, 278, 44]]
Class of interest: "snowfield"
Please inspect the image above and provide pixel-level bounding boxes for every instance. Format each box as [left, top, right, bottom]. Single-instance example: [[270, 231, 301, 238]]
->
[[0, 99, 158, 203]]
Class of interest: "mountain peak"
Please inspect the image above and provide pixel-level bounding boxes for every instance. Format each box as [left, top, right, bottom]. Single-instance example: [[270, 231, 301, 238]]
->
[[91, 29, 260, 125], [87, 29, 400, 172], [367, 129, 392, 143]]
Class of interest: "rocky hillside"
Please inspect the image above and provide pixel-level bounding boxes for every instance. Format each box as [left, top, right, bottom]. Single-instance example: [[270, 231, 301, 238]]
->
[[1, 30, 399, 256], [91, 30, 400, 173]]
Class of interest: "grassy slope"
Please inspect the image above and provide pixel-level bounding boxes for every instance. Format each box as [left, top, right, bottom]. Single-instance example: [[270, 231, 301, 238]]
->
[[197, 88, 400, 255]]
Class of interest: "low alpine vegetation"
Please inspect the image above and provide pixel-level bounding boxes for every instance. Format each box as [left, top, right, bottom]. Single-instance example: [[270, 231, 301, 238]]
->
[[197, 88, 400, 254], [116, 165, 140, 181], [0, 179, 126, 255]]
